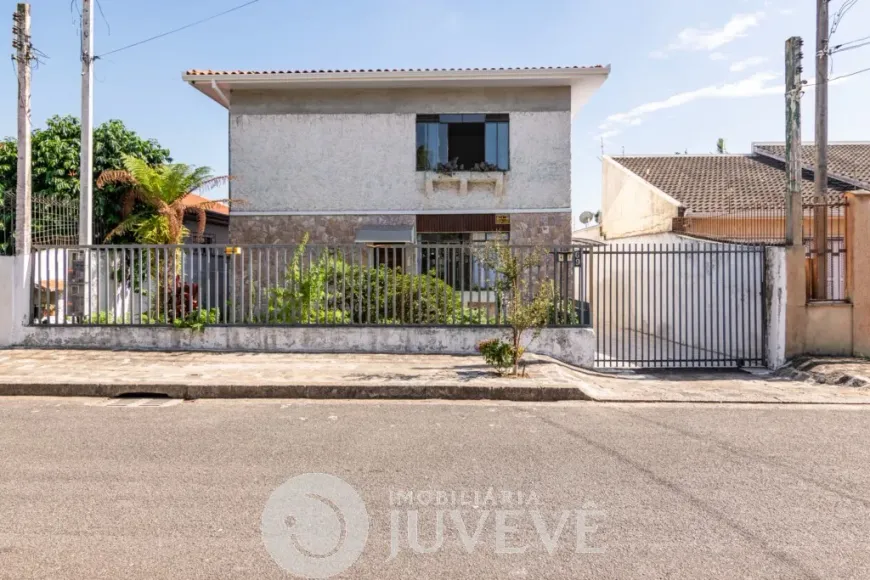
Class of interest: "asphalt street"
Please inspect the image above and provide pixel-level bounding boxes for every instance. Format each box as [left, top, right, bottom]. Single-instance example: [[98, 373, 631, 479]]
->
[[1, 397, 869, 579]]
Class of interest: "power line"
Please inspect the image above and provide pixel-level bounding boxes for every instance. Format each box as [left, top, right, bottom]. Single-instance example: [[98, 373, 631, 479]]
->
[[831, 39, 870, 54], [833, 33, 870, 49], [830, 0, 860, 37], [803, 65, 870, 87], [94, 0, 110, 36], [95, 0, 263, 59]]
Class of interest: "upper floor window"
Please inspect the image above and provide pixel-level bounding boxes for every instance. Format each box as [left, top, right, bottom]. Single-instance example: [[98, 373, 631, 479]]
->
[[416, 114, 509, 171]]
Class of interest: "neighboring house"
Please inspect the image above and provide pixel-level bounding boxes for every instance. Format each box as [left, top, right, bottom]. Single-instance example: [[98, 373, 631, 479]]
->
[[180, 193, 229, 244], [598, 143, 870, 302], [182, 66, 609, 248], [572, 223, 602, 243], [598, 142, 870, 242]]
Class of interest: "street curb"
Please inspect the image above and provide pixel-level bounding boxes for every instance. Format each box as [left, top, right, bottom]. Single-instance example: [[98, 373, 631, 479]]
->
[[0, 383, 592, 402]]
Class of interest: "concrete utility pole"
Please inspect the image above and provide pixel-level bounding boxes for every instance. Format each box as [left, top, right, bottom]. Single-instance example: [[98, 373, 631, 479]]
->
[[784, 37, 804, 247], [13, 3, 31, 256], [813, 0, 830, 299], [78, 0, 94, 246]]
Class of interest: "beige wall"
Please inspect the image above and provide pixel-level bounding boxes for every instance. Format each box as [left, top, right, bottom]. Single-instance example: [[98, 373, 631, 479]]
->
[[600, 157, 681, 240], [804, 303, 853, 355], [847, 191, 870, 357]]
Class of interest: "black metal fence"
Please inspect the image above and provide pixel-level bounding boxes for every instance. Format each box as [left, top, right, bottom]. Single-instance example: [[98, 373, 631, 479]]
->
[[584, 243, 767, 369], [30, 242, 588, 327]]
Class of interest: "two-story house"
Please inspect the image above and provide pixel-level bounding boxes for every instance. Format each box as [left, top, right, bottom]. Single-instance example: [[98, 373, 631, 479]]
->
[[182, 66, 609, 248]]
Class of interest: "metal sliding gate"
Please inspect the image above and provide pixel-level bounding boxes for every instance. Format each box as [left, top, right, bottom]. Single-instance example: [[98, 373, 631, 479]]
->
[[581, 243, 766, 369]]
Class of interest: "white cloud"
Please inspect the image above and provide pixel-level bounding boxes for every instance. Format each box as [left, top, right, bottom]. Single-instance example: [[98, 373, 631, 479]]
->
[[710, 52, 727, 61], [594, 130, 621, 142], [780, 8, 794, 15], [729, 56, 768, 72], [652, 12, 764, 58], [597, 72, 783, 136]]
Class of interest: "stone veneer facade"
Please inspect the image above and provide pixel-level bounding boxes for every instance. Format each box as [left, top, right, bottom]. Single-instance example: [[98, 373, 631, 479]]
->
[[508, 212, 572, 246], [230, 212, 572, 247], [230, 214, 416, 245]]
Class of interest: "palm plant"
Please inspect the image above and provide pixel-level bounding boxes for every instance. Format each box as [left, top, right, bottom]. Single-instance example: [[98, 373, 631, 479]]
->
[[96, 154, 231, 244], [97, 154, 231, 322]]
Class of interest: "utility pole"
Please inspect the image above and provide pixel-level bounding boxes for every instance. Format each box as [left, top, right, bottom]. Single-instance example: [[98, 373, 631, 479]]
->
[[813, 0, 830, 299], [12, 3, 31, 256], [784, 37, 804, 247], [78, 0, 94, 246]]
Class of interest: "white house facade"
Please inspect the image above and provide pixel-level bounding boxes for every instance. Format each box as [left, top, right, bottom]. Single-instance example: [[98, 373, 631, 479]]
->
[[183, 66, 609, 246]]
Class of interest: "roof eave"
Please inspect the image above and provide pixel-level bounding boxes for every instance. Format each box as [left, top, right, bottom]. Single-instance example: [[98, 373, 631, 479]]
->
[[183, 66, 611, 108]]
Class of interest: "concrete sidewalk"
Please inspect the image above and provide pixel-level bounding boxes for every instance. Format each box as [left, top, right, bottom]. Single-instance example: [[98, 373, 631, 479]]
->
[[1, 349, 869, 403]]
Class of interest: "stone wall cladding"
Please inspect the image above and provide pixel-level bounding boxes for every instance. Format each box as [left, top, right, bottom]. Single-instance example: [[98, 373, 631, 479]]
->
[[230, 214, 416, 245], [510, 212, 572, 246], [232, 213, 572, 246]]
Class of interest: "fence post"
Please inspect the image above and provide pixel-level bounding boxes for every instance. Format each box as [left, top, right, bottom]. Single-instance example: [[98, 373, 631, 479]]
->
[[846, 191, 870, 356]]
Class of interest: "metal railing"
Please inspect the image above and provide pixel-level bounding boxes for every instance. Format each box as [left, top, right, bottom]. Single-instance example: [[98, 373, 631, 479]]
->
[[30, 243, 590, 327], [803, 200, 847, 302], [588, 242, 767, 369]]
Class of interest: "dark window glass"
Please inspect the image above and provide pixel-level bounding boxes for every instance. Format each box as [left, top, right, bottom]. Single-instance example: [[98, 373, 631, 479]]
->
[[416, 114, 510, 171], [496, 122, 509, 170]]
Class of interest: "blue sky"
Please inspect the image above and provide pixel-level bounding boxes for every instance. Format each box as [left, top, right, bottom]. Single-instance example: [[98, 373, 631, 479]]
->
[[3, 0, 869, 226]]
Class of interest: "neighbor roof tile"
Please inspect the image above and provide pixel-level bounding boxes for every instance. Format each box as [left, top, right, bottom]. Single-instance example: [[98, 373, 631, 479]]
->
[[611, 155, 850, 213], [754, 142, 870, 189]]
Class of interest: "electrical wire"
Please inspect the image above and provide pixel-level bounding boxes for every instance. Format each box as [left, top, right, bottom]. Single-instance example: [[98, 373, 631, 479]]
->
[[833, 34, 870, 49], [831, 0, 860, 37], [831, 40, 870, 54], [95, 0, 263, 59], [803, 65, 870, 87], [95, 0, 111, 36]]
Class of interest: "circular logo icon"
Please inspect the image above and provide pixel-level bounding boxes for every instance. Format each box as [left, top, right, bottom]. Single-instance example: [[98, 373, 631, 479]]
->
[[261, 473, 369, 579]]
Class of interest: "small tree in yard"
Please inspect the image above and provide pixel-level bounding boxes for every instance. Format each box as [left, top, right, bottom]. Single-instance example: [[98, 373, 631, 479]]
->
[[476, 243, 554, 376]]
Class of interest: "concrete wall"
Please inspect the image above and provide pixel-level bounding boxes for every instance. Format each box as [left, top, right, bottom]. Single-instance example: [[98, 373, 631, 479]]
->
[[764, 246, 787, 369], [0, 257, 17, 347], [0, 255, 32, 347], [847, 191, 870, 357], [600, 157, 681, 240], [804, 303, 853, 356], [18, 325, 596, 368], [229, 86, 571, 214]]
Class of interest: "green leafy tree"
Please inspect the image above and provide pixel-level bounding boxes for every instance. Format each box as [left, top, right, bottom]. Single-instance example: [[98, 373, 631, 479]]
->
[[477, 243, 554, 375], [96, 154, 229, 244], [0, 115, 171, 243]]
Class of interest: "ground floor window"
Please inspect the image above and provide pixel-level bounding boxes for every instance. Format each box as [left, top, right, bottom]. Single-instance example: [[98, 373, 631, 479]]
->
[[417, 232, 508, 291], [371, 246, 406, 270]]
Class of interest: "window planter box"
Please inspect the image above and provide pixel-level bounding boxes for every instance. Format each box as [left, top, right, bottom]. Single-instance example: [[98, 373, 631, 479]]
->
[[424, 171, 505, 197]]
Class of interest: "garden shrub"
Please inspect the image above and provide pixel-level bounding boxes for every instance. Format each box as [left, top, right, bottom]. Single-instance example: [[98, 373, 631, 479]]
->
[[475, 338, 515, 375]]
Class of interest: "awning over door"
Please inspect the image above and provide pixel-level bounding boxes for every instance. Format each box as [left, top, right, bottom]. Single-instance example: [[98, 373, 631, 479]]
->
[[355, 226, 415, 244]]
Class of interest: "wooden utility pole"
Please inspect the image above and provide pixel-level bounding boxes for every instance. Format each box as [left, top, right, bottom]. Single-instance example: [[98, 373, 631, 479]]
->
[[78, 0, 94, 245], [813, 0, 830, 298], [785, 37, 804, 247], [12, 3, 31, 256]]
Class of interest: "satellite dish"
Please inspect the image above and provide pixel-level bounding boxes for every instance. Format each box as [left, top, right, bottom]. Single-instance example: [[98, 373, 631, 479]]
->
[[579, 211, 594, 225]]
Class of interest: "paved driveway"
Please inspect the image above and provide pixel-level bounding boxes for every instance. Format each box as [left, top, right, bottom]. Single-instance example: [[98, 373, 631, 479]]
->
[[1, 398, 868, 579]]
